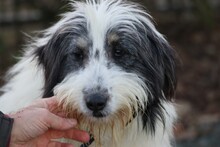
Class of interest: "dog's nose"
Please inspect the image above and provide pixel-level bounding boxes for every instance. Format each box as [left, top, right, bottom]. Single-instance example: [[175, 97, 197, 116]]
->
[[85, 93, 108, 111]]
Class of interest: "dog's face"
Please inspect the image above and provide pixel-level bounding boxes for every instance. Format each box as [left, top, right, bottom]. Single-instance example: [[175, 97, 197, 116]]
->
[[35, 0, 176, 132]]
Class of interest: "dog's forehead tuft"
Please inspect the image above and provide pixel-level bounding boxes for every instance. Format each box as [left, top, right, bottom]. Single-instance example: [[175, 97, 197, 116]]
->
[[32, 0, 166, 51], [65, 0, 159, 36]]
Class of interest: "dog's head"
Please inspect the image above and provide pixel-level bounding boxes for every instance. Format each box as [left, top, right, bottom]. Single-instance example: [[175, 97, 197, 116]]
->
[[34, 0, 176, 136]]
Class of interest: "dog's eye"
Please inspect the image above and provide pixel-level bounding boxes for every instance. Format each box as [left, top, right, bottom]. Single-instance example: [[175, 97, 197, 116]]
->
[[71, 50, 84, 61], [112, 42, 125, 58], [114, 49, 124, 57]]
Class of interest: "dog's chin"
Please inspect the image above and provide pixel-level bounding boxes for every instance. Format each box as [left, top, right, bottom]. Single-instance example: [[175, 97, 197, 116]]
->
[[61, 108, 111, 122], [82, 109, 115, 122], [65, 108, 132, 145], [78, 110, 110, 121], [58, 100, 134, 126], [92, 111, 107, 118], [64, 108, 131, 125]]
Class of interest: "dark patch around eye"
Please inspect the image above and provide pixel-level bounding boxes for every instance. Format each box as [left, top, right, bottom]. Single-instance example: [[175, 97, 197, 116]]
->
[[70, 47, 85, 61], [112, 42, 126, 58], [35, 21, 89, 98]]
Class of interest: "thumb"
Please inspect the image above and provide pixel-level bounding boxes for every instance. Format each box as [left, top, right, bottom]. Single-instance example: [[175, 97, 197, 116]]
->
[[46, 112, 77, 130]]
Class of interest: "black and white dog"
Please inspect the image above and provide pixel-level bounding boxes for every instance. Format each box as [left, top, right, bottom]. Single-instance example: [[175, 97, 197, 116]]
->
[[0, 0, 177, 146]]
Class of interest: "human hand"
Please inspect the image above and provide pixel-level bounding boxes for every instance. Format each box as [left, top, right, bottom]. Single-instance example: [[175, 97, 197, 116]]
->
[[8, 97, 90, 147]]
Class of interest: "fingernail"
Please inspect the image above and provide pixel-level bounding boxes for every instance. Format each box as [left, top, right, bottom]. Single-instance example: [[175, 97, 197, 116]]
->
[[67, 119, 77, 126]]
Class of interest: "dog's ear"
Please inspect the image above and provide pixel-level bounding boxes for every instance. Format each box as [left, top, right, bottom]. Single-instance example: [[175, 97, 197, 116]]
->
[[140, 27, 177, 133], [35, 33, 69, 97], [147, 31, 177, 100]]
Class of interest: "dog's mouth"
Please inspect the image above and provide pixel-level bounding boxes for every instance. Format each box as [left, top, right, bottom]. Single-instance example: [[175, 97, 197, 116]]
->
[[92, 111, 107, 118], [83, 108, 112, 121], [56, 93, 135, 126], [57, 102, 110, 121], [57, 99, 136, 145]]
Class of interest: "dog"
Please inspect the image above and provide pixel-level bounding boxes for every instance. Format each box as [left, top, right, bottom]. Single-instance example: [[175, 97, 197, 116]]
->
[[0, 0, 177, 146]]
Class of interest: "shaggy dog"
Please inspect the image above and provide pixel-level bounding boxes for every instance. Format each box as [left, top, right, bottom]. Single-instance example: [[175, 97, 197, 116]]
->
[[0, 0, 177, 146]]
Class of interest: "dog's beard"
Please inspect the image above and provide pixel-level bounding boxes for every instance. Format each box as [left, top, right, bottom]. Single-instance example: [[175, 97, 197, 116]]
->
[[57, 99, 135, 146], [54, 70, 149, 146]]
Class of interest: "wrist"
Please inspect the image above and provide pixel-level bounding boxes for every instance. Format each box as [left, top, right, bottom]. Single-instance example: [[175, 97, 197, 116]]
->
[[0, 111, 14, 147]]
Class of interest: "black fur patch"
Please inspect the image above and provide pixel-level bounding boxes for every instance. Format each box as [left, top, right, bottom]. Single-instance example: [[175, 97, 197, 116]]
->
[[35, 21, 89, 97], [106, 20, 177, 133]]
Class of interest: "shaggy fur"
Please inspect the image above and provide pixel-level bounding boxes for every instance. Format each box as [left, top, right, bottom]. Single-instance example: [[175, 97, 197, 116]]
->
[[0, 0, 177, 146]]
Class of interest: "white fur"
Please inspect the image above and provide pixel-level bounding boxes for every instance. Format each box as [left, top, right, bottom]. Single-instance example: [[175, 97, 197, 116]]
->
[[0, 0, 176, 146], [0, 56, 44, 113]]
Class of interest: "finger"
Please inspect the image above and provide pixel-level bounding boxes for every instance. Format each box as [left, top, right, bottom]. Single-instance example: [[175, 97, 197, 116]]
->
[[56, 111, 67, 117], [48, 129, 90, 143], [48, 141, 74, 147], [62, 144, 74, 147], [29, 96, 58, 110], [42, 96, 59, 111], [41, 97, 66, 115], [29, 97, 67, 116], [46, 113, 77, 130]]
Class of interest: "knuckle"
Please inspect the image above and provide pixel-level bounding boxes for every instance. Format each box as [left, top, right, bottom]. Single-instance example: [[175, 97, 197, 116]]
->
[[41, 110, 51, 120]]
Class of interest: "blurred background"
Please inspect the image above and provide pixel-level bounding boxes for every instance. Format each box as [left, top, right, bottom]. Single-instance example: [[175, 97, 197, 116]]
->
[[0, 0, 220, 146]]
